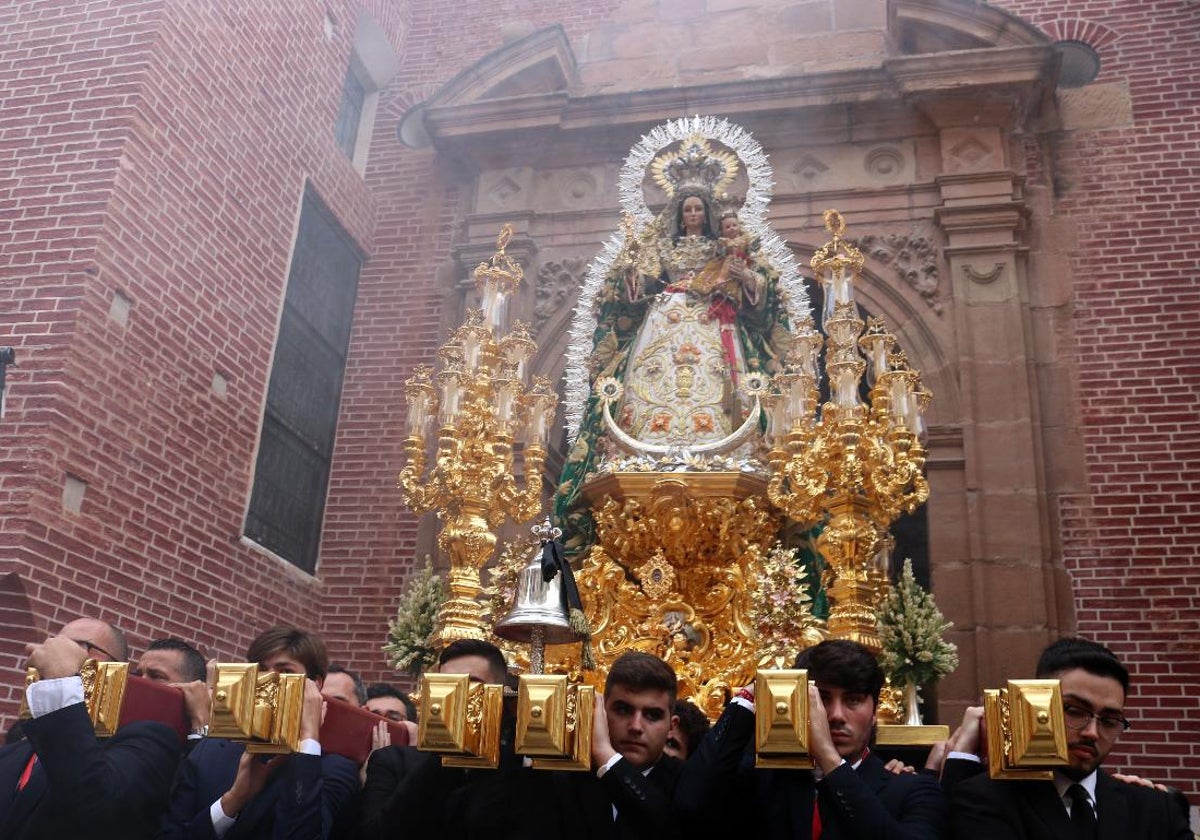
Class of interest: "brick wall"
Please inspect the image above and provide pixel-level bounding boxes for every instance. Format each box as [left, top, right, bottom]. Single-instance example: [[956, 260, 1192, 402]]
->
[[995, 0, 1200, 795]]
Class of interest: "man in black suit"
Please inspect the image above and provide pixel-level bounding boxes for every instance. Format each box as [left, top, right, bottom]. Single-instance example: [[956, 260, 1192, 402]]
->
[[135, 636, 212, 746], [0, 619, 182, 840], [157, 625, 359, 840], [359, 638, 532, 839], [949, 637, 1193, 840], [552, 650, 684, 840], [677, 639, 946, 840]]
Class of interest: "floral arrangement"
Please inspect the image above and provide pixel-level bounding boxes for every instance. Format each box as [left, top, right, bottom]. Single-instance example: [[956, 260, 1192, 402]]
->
[[878, 558, 958, 687], [383, 557, 443, 676], [749, 542, 825, 666]]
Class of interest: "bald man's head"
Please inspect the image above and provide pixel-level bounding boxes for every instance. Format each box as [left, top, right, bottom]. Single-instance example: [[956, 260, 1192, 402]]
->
[[59, 618, 129, 662]]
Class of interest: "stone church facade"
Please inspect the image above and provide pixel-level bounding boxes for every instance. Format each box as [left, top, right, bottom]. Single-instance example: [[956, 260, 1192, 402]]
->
[[1, 0, 1196, 798]]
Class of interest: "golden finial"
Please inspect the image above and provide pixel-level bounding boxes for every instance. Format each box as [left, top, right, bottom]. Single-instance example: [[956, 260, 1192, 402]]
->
[[823, 209, 846, 238], [473, 223, 523, 294], [495, 224, 513, 253], [811, 208, 864, 274]]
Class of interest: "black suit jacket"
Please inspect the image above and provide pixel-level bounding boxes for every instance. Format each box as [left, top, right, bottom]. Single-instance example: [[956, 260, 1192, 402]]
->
[[157, 736, 359, 840], [0, 703, 181, 840], [553, 754, 683, 840], [951, 767, 1193, 840], [678, 701, 946, 840], [360, 744, 680, 840], [359, 744, 547, 840]]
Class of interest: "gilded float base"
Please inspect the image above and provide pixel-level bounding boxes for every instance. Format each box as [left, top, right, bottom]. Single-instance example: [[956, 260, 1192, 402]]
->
[[572, 471, 788, 718]]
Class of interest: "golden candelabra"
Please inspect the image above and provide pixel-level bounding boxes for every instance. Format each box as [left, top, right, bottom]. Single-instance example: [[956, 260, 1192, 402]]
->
[[765, 210, 930, 651], [398, 225, 557, 648]]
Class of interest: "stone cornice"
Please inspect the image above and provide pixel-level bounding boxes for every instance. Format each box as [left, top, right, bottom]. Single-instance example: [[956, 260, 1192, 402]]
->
[[418, 45, 1058, 166]]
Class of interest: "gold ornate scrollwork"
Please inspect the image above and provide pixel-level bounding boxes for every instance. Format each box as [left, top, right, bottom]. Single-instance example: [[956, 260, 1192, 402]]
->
[[572, 474, 786, 718]]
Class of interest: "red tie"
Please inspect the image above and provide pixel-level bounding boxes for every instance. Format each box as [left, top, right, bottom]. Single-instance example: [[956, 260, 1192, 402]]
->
[[812, 794, 822, 839], [16, 753, 37, 791]]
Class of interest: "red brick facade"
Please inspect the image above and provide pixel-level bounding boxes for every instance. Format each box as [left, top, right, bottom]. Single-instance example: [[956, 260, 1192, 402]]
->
[[993, 0, 1200, 794], [1, 0, 1196, 803]]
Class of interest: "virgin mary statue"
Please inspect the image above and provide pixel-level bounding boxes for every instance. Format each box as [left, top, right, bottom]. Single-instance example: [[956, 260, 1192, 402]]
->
[[555, 116, 810, 552]]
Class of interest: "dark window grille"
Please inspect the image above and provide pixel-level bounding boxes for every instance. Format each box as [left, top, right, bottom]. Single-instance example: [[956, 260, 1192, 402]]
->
[[334, 68, 366, 158], [244, 187, 362, 573]]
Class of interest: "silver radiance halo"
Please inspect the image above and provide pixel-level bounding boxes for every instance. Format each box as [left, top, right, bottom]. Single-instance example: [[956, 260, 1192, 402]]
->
[[564, 115, 811, 442]]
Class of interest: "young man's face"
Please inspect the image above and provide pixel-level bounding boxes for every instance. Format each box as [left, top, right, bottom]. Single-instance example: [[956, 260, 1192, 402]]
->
[[1055, 667, 1127, 779], [604, 684, 677, 770], [260, 651, 309, 678], [439, 654, 501, 685], [816, 682, 876, 761]]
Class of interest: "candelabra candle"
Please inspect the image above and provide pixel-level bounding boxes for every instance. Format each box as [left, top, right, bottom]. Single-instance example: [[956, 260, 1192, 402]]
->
[[480, 283, 499, 331], [500, 323, 536, 383], [873, 536, 893, 576], [438, 370, 462, 424], [786, 372, 816, 427], [822, 264, 856, 324], [908, 386, 931, 440], [762, 391, 786, 444], [793, 324, 823, 382], [832, 365, 861, 410], [405, 366, 437, 436], [493, 376, 519, 427], [889, 375, 909, 423], [460, 321, 483, 370], [859, 318, 894, 387], [484, 289, 509, 334], [520, 377, 555, 446]]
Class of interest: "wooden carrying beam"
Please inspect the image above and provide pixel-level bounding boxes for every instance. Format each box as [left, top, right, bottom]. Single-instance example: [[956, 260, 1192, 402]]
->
[[755, 669, 812, 769], [417, 673, 503, 769], [514, 674, 594, 772], [319, 696, 410, 765], [21, 660, 188, 742], [983, 679, 1069, 779]]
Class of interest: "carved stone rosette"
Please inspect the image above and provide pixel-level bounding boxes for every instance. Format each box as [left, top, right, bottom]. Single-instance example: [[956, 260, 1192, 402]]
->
[[571, 472, 784, 718]]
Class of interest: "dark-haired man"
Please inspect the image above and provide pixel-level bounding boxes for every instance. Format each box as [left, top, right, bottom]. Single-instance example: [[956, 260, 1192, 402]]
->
[[364, 683, 415, 724], [678, 639, 945, 839], [552, 650, 684, 839], [360, 638, 528, 839], [159, 625, 359, 840], [137, 637, 207, 684], [135, 637, 211, 742], [950, 637, 1192, 839], [0, 619, 180, 840], [665, 699, 710, 761], [323, 664, 366, 707]]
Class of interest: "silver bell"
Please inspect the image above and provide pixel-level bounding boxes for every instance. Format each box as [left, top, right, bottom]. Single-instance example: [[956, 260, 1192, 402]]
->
[[494, 545, 579, 645]]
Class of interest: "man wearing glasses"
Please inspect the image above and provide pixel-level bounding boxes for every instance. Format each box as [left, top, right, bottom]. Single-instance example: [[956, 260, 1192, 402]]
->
[[949, 637, 1192, 839], [0, 617, 181, 840]]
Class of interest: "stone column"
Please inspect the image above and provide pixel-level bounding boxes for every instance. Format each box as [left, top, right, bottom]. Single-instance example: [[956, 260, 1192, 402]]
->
[[924, 105, 1073, 717]]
